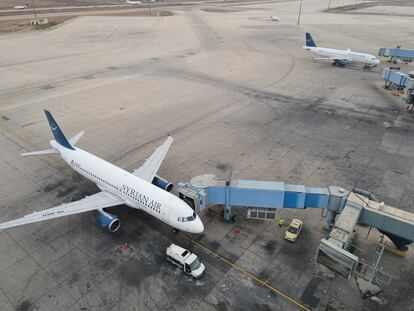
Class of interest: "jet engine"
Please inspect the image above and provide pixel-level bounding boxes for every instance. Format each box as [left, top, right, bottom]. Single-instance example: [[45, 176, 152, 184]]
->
[[334, 59, 348, 66], [152, 175, 174, 192], [96, 210, 120, 232]]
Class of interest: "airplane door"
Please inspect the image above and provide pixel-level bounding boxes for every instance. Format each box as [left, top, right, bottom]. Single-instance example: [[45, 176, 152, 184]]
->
[[161, 203, 169, 222]]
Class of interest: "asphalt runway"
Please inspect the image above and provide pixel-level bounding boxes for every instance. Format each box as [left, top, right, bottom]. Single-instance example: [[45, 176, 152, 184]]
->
[[0, 0, 413, 310]]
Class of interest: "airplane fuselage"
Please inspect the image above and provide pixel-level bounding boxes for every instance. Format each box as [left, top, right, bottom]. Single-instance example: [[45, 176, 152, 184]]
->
[[52, 140, 204, 233], [303, 46, 380, 67]]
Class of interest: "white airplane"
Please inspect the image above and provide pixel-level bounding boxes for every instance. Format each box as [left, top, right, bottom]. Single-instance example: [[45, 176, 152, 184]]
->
[[302, 32, 380, 68], [126, 0, 142, 4], [0, 110, 204, 234]]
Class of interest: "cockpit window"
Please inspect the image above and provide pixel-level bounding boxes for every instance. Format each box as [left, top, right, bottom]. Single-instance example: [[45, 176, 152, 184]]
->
[[178, 212, 197, 222]]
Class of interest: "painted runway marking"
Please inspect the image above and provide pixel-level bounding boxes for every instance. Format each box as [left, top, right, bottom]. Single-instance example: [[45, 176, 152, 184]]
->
[[181, 234, 311, 311]]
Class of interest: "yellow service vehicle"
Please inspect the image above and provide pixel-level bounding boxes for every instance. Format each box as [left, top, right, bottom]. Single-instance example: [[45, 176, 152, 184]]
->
[[284, 219, 303, 242]]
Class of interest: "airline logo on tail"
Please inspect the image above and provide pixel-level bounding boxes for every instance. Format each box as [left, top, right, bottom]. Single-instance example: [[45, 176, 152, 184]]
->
[[44, 110, 75, 150]]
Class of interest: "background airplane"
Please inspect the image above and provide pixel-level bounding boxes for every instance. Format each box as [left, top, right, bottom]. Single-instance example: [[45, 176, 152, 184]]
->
[[126, 0, 142, 4], [0, 110, 204, 234], [302, 32, 380, 68]]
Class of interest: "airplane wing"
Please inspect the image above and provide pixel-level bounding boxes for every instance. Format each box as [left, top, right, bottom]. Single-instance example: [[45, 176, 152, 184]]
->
[[132, 136, 173, 182], [0, 191, 124, 229]]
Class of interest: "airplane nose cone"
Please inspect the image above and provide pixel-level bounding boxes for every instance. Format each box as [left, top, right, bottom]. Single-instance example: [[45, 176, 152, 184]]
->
[[192, 217, 204, 233]]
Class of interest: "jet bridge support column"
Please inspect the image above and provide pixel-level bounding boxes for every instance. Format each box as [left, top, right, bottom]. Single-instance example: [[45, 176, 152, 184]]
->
[[222, 180, 235, 222], [407, 79, 414, 111], [324, 186, 350, 230], [325, 210, 336, 230]]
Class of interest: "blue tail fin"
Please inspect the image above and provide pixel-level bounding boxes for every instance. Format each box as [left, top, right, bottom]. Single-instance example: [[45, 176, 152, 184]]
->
[[44, 110, 75, 150], [305, 32, 316, 47]]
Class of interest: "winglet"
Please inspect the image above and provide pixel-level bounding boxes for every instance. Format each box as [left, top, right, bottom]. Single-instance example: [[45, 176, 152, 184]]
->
[[44, 110, 75, 150], [306, 32, 317, 47]]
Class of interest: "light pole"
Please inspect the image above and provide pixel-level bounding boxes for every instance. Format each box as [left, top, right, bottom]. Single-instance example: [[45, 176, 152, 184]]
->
[[327, 0, 332, 11], [148, 0, 152, 15], [297, 0, 303, 26], [31, 0, 38, 19]]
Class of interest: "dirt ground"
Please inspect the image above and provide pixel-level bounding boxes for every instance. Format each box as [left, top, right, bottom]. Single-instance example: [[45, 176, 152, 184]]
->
[[1, 0, 180, 10], [1, 0, 125, 10], [103, 10, 173, 16], [0, 16, 73, 33], [0, 10, 172, 33], [325, 0, 414, 15]]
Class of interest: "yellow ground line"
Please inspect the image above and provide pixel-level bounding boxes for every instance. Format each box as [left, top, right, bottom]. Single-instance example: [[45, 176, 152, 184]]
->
[[0, 106, 37, 150], [182, 234, 311, 311], [264, 272, 276, 284]]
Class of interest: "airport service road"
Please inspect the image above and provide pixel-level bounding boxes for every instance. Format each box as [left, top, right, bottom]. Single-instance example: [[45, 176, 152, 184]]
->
[[0, 0, 413, 310]]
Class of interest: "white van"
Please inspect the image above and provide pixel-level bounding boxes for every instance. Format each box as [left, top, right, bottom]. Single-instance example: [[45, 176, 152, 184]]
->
[[166, 244, 205, 278]]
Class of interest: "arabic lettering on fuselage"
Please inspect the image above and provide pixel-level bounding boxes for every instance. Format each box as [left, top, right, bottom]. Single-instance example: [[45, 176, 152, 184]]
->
[[122, 185, 161, 212]]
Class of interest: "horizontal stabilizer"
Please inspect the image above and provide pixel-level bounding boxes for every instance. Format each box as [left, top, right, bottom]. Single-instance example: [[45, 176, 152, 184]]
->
[[21, 149, 58, 156], [69, 131, 84, 146]]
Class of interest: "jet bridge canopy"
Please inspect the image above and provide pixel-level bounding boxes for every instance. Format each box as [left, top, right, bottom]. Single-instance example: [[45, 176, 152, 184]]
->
[[317, 239, 359, 279]]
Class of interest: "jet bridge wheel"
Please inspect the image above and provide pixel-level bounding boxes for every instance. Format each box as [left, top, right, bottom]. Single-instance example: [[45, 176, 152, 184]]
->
[[220, 210, 236, 222]]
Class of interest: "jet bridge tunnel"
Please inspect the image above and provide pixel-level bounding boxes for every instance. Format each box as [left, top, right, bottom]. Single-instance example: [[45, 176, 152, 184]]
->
[[380, 68, 414, 106], [378, 47, 414, 63], [177, 174, 414, 278]]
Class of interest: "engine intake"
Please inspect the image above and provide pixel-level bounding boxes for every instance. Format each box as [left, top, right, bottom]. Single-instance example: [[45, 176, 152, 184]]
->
[[152, 175, 174, 192], [96, 211, 120, 232], [335, 59, 348, 66]]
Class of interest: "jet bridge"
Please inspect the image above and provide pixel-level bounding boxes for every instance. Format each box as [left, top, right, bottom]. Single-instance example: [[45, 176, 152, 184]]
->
[[178, 174, 348, 224], [378, 47, 414, 63], [178, 175, 414, 283], [380, 68, 414, 106], [177, 174, 414, 251], [380, 67, 411, 89]]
